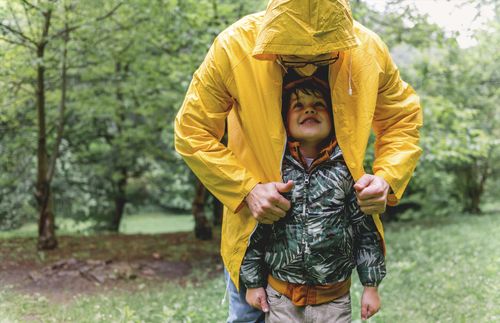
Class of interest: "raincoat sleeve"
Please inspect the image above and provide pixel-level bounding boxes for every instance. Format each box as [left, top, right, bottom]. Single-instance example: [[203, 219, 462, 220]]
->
[[174, 37, 260, 213], [372, 42, 423, 206]]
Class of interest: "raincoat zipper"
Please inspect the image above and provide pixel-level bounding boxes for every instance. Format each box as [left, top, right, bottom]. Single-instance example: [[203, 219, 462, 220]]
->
[[303, 173, 310, 256]]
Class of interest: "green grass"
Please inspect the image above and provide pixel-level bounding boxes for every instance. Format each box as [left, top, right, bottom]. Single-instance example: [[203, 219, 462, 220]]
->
[[0, 272, 228, 323], [350, 212, 500, 322], [0, 223, 38, 239], [0, 212, 194, 239], [1, 213, 499, 322], [119, 213, 194, 234]]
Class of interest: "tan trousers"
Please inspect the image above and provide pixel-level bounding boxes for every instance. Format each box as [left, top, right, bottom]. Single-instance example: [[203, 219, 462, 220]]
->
[[265, 285, 352, 323]]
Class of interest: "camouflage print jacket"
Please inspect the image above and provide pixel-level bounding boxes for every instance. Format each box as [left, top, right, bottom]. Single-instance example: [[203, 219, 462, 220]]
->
[[240, 143, 386, 288]]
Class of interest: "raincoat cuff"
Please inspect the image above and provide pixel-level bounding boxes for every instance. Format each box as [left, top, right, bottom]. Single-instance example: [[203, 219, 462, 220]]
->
[[235, 178, 260, 213], [374, 171, 399, 206]]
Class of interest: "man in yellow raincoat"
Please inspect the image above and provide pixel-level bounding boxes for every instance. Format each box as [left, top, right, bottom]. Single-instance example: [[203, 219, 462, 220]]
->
[[175, 0, 422, 321]]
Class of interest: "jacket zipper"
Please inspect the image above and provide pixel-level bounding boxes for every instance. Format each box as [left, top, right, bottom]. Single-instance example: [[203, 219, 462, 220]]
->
[[279, 133, 287, 180], [301, 171, 310, 282], [286, 155, 312, 259]]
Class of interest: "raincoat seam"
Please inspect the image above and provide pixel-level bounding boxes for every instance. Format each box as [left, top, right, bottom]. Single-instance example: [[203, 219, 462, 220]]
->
[[223, 54, 250, 88], [216, 13, 263, 86]]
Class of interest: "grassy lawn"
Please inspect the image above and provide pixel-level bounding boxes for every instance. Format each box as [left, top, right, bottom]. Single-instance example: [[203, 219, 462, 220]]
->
[[0, 271, 228, 323], [119, 213, 194, 234], [0, 212, 194, 239], [1, 212, 499, 322]]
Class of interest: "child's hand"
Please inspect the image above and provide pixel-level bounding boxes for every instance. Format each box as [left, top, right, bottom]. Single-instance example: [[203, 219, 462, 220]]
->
[[361, 286, 380, 320], [245, 287, 269, 312]]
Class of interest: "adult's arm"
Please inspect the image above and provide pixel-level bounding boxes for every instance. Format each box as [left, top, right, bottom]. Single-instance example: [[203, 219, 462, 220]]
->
[[174, 37, 260, 213], [372, 42, 423, 206]]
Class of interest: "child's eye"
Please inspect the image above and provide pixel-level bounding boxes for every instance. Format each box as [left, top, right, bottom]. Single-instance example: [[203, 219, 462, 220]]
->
[[294, 103, 303, 110], [314, 102, 326, 109]]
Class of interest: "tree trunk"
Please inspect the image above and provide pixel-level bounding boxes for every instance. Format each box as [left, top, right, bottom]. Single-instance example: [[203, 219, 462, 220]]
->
[[110, 168, 128, 231], [192, 178, 212, 240], [36, 10, 57, 250], [112, 196, 127, 232], [109, 62, 129, 232], [461, 161, 488, 215], [37, 183, 57, 250]]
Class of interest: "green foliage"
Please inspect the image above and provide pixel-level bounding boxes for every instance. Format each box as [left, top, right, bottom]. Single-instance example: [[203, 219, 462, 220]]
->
[[0, 0, 267, 229], [355, 1, 500, 218], [1, 0, 499, 229], [404, 14, 500, 215], [353, 1, 447, 49]]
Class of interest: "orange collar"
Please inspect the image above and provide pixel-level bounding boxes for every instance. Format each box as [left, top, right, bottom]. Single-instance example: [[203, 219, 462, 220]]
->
[[287, 138, 338, 170]]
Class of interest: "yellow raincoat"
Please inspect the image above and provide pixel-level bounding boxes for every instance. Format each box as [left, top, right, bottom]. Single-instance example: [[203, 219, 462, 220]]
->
[[175, 0, 422, 289]]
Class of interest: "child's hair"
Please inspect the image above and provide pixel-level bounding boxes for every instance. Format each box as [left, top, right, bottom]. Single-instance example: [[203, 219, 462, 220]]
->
[[281, 76, 333, 137]]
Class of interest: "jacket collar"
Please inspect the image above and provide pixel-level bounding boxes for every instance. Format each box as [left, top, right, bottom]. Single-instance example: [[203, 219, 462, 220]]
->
[[287, 138, 340, 170]]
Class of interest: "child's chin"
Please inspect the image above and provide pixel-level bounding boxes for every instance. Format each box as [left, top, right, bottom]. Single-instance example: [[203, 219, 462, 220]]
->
[[300, 135, 325, 142]]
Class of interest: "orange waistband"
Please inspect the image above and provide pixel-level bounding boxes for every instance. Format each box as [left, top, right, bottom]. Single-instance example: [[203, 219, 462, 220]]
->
[[268, 275, 351, 306]]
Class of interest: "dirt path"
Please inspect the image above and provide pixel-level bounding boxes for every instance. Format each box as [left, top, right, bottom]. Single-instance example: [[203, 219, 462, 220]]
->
[[0, 232, 222, 303]]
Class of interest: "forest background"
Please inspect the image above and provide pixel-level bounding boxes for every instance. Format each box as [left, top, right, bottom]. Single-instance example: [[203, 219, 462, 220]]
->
[[0, 0, 499, 321], [1, 0, 498, 244]]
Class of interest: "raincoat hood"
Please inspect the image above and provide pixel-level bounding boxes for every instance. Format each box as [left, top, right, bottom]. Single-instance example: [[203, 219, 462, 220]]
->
[[253, 0, 360, 60]]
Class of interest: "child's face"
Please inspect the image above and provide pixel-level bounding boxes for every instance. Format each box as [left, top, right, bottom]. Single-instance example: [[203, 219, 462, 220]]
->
[[286, 89, 332, 146]]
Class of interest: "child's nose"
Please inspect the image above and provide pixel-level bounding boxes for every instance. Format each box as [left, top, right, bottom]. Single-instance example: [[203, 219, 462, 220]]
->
[[304, 106, 317, 114]]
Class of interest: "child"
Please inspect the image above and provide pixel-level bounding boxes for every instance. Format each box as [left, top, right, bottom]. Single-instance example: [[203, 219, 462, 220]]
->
[[240, 76, 386, 322]]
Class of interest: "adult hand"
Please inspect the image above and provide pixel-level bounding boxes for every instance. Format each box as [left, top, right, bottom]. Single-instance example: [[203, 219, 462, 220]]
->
[[361, 286, 381, 320], [245, 181, 294, 224], [354, 174, 390, 214], [246, 287, 269, 312]]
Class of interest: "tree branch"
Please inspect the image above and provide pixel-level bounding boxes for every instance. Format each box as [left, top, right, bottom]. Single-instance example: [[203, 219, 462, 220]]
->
[[47, 21, 69, 183], [0, 35, 34, 48], [0, 22, 37, 45], [21, 0, 36, 39], [96, 3, 123, 21], [49, 24, 81, 41], [7, 1, 26, 37], [40, 8, 52, 46], [20, 0, 40, 11], [48, 2, 123, 41]]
